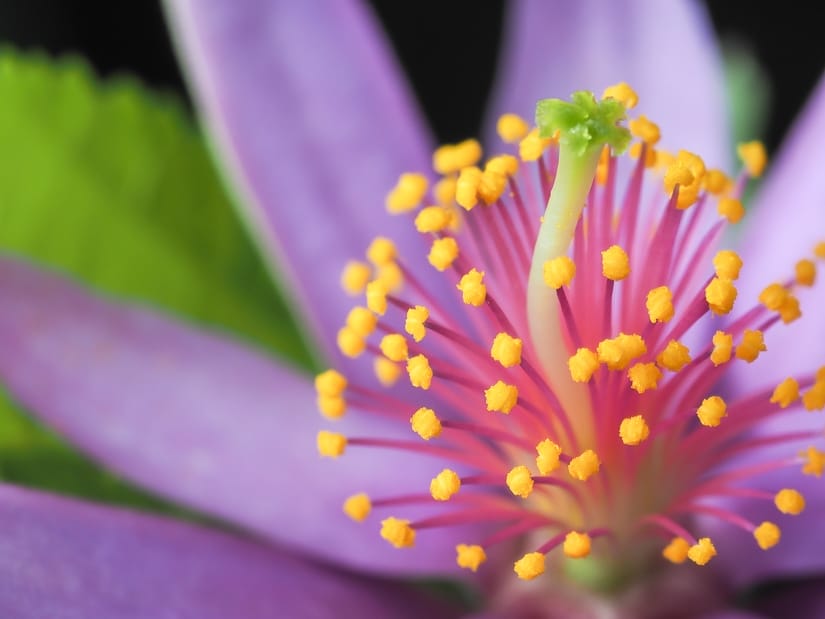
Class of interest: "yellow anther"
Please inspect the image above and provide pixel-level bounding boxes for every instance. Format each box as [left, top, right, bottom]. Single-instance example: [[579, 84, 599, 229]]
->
[[366, 237, 397, 266], [491, 333, 523, 368], [376, 261, 403, 293], [629, 114, 660, 144], [802, 446, 825, 476], [519, 128, 551, 162], [433, 139, 482, 175], [705, 277, 737, 315], [601, 245, 631, 280], [738, 140, 767, 177], [478, 169, 507, 204], [664, 151, 705, 209], [385, 172, 429, 214], [597, 334, 646, 371], [627, 362, 662, 394], [703, 169, 732, 195], [802, 381, 825, 411], [345, 306, 378, 337], [619, 414, 651, 445], [456, 544, 487, 572], [646, 286, 674, 323], [663, 163, 695, 194], [796, 259, 816, 286], [380, 517, 415, 549], [407, 354, 433, 390], [662, 537, 690, 564], [713, 250, 744, 280], [753, 522, 781, 550], [514, 552, 545, 580], [405, 305, 429, 342], [543, 255, 576, 289], [568, 449, 601, 481], [428, 237, 460, 271], [343, 493, 371, 522], [568, 347, 601, 383], [778, 294, 801, 324], [563, 531, 592, 559], [455, 166, 482, 210], [365, 280, 388, 315], [506, 465, 534, 499], [735, 329, 766, 363], [341, 260, 372, 295], [687, 538, 716, 566], [485, 380, 519, 414], [656, 340, 692, 372], [535, 439, 562, 475], [619, 333, 647, 359], [317, 394, 346, 420], [655, 149, 675, 171], [337, 326, 366, 358], [380, 333, 409, 362], [774, 489, 806, 515], [596, 145, 611, 186], [816, 241, 825, 260], [317, 430, 347, 458], [770, 377, 799, 409], [696, 395, 727, 427], [410, 407, 442, 440], [602, 82, 638, 108], [315, 369, 347, 397], [457, 268, 487, 306], [433, 176, 457, 206], [414, 206, 451, 233], [629, 141, 657, 167], [374, 357, 402, 387], [759, 283, 788, 311], [717, 197, 745, 224], [485, 154, 519, 177], [710, 330, 733, 366], [430, 469, 461, 501], [497, 113, 530, 143]]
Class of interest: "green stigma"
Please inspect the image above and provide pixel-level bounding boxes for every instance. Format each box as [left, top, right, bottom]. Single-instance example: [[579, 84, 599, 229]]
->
[[536, 90, 631, 157], [526, 91, 630, 431]]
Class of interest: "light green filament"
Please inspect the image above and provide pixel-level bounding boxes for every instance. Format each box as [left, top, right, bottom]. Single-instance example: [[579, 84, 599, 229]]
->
[[527, 92, 631, 431]]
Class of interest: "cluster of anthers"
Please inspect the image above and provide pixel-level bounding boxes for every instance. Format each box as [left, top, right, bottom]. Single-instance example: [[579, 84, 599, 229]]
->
[[315, 83, 824, 582]]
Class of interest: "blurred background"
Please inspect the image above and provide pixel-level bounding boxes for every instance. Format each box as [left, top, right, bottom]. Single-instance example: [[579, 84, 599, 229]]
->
[[0, 0, 823, 151]]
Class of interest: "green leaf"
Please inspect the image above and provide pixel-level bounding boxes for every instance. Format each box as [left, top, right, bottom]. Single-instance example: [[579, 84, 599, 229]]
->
[[0, 50, 313, 511]]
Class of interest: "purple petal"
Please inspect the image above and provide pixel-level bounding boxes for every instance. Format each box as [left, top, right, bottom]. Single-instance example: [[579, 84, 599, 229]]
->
[[731, 71, 825, 385], [0, 483, 458, 619], [485, 0, 730, 167], [165, 0, 435, 360], [0, 256, 488, 577], [704, 445, 825, 589]]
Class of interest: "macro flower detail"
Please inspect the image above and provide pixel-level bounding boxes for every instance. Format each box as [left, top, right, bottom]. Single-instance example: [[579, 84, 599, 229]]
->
[[2, 0, 825, 617], [316, 86, 825, 589]]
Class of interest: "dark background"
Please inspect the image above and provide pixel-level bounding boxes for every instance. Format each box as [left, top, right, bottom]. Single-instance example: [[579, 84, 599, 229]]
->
[[0, 1, 823, 152]]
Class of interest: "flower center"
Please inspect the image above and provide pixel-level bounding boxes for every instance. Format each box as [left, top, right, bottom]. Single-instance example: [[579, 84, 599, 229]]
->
[[316, 84, 825, 589]]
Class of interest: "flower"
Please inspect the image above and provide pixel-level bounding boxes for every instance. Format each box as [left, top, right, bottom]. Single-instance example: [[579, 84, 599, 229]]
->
[[0, 1, 824, 617]]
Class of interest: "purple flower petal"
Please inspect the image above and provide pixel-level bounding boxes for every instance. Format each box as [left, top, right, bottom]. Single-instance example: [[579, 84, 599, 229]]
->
[[164, 0, 436, 361], [485, 0, 730, 167], [0, 483, 459, 619], [731, 72, 825, 386], [0, 256, 488, 577], [704, 446, 825, 590]]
